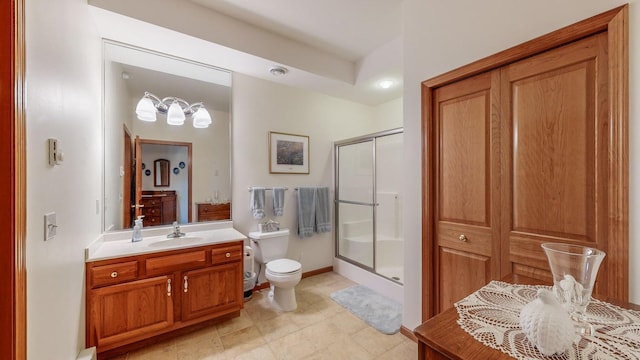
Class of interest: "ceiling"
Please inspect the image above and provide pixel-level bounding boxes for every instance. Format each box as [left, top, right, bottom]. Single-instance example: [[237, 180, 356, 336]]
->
[[189, 0, 403, 62], [89, 0, 404, 106]]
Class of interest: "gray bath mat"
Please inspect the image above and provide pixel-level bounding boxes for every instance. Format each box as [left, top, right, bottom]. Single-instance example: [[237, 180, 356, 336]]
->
[[330, 285, 402, 334]]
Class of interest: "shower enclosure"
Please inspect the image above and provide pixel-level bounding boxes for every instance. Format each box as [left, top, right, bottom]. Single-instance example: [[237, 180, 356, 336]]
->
[[335, 128, 404, 284]]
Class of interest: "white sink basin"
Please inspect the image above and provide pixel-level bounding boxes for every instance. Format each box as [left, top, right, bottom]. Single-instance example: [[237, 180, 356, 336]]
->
[[147, 236, 205, 248]]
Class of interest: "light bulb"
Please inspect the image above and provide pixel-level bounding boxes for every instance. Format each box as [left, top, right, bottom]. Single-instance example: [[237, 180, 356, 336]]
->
[[192, 108, 212, 128], [166, 101, 185, 126], [378, 80, 394, 89], [135, 97, 156, 122]]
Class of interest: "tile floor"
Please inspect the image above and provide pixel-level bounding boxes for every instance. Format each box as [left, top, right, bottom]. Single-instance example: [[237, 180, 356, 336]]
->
[[110, 272, 417, 359]]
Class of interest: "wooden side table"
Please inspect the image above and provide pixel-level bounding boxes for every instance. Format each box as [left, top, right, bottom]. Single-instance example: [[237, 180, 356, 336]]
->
[[414, 274, 639, 360]]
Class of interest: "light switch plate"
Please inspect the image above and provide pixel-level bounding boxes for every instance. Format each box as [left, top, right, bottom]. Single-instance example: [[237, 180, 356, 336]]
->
[[44, 212, 57, 241]]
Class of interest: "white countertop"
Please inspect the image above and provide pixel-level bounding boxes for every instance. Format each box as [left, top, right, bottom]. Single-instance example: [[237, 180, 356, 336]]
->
[[86, 225, 247, 262]]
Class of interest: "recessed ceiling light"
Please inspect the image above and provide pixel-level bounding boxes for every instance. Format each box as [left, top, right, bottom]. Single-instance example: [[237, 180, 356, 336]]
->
[[269, 66, 288, 76], [378, 80, 394, 89]]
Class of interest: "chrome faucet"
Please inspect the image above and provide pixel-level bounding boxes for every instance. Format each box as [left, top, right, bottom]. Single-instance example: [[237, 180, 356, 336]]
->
[[167, 221, 186, 238]]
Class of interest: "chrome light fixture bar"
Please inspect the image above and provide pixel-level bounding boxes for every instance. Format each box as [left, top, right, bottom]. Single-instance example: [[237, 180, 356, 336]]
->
[[135, 91, 212, 128]]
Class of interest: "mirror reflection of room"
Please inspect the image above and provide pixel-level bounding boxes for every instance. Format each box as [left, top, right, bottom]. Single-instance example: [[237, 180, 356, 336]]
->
[[102, 41, 232, 231]]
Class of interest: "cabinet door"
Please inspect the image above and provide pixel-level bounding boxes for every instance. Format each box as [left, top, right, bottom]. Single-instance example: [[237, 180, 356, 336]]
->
[[88, 275, 173, 349], [181, 262, 242, 321], [162, 195, 177, 224], [501, 33, 611, 297], [433, 70, 502, 313]]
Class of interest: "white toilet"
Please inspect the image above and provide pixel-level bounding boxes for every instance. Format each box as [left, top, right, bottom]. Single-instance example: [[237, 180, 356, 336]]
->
[[249, 229, 302, 311]]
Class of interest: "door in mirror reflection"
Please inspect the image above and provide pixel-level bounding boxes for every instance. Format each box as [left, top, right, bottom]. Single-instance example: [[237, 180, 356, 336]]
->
[[131, 137, 192, 228]]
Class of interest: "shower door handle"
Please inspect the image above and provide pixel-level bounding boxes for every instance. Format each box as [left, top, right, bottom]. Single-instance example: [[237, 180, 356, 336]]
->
[[334, 199, 379, 206]]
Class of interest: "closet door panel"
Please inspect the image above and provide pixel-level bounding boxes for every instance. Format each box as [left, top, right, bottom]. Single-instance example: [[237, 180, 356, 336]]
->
[[439, 248, 490, 312], [502, 33, 610, 298], [434, 71, 501, 312], [439, 92, 488, 225]]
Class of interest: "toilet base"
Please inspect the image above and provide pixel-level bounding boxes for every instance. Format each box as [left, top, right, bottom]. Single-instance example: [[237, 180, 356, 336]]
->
[[269, 285, 297, 311]]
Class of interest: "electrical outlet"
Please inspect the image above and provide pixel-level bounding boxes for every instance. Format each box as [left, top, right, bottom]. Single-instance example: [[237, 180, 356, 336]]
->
[[44, 212, 57, 241]]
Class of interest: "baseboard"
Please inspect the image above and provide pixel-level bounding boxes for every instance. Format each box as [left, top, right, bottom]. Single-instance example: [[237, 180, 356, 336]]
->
[[302, 266, 333, 279], [400, 326, 417, 342], [254, 266, 333, 291]]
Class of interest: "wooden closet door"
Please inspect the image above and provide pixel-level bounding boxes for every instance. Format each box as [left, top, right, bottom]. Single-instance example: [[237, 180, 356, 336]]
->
[[434, 70, 502, 312], [501, 33, 611, 299]]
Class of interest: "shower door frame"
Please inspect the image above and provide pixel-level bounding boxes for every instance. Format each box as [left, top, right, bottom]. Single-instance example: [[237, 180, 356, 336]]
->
[[334, 127, 403, 282]]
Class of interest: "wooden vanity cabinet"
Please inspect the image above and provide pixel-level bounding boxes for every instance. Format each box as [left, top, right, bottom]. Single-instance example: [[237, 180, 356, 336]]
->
[[86, 241, 244, 356], [89, 275, 175, 349], [181, 263, 241, 321]]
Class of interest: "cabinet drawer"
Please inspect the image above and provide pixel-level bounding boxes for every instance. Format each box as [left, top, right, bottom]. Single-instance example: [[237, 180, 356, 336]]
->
[[140, 198, 161, 207], [91, 261, 138, 287], [142, 207, 161, 216], [146, 250, 206, 274], [211, 245, 242, 264], [197, 203, 231, 222], [144, 215, 161, 225], [437, 222, 491, 256]]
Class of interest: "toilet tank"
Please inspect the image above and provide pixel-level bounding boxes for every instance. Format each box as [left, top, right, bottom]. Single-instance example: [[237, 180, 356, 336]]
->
[[249, 229, 290, 264]]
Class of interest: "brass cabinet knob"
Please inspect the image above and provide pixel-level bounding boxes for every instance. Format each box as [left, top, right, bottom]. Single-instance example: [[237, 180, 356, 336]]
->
[[226, 252, 231, 258], [110, 271, 118, 278], [458, 234, 468, 242]]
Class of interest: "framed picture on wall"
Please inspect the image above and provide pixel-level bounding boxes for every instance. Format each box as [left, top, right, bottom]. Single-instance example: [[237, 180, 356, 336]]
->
[[269, 131, 309, 174]]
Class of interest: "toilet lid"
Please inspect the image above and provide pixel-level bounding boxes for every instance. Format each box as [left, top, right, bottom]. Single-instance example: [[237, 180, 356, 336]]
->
[[266, 259, 301, 274]]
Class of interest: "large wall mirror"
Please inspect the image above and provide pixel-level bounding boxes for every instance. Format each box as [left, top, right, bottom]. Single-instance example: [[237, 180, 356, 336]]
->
[[103, 40, 232, 231]]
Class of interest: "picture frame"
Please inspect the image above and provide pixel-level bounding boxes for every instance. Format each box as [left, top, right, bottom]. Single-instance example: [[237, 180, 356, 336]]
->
[[269, 131, 309, 174]]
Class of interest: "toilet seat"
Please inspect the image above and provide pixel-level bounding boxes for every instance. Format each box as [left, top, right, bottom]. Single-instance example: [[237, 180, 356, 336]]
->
[[266, 258, 301, 275]]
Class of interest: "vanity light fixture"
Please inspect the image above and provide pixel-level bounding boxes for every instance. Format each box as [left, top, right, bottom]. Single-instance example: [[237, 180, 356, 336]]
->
[[135, 91, 212, 128]]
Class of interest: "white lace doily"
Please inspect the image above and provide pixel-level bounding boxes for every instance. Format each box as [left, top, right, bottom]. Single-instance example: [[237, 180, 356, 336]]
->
[[455, 281, 640, 359]]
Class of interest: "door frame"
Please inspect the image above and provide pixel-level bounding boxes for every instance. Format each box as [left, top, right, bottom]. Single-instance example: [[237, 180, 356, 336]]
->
[[5, 0, 27, 359], [421, 5, 628, 320], [122, 125, 133, 228]]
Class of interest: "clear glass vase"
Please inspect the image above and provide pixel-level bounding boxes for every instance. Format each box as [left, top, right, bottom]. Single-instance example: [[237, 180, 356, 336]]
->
[[541, 243, 606, 336]]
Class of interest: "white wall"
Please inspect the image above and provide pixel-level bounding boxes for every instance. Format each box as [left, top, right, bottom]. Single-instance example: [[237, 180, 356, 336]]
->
[[231, 73, 397, 280], [401, 0, 638, 331], [372, 97, 403, 130], [25, 0, 102, 359]]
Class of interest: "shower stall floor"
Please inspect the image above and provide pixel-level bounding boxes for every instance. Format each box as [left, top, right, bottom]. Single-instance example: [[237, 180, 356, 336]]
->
[[377, 266, 403, 284]]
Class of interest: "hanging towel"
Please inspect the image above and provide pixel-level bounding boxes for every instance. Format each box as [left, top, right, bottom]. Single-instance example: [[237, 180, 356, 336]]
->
[[297, 187, 316, 238], [272, 187, 286, 216], [250, 187, 266, 219], [315, 186, 332, 233]]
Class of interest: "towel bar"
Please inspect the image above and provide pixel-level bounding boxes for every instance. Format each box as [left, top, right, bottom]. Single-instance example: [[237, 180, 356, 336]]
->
[[247, 187, 288, 191]]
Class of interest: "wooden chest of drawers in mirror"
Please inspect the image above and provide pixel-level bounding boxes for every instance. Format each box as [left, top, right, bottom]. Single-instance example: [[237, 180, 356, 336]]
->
[[197, 202, 231, 222], [141, 190, 177, 225]]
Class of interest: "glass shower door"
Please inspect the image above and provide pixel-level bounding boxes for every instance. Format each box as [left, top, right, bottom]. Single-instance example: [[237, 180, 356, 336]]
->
[[336, 140, 375, 269]]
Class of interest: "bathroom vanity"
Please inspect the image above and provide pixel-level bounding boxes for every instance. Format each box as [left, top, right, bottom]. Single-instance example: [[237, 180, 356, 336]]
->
[[85, 227, 245, 357]]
